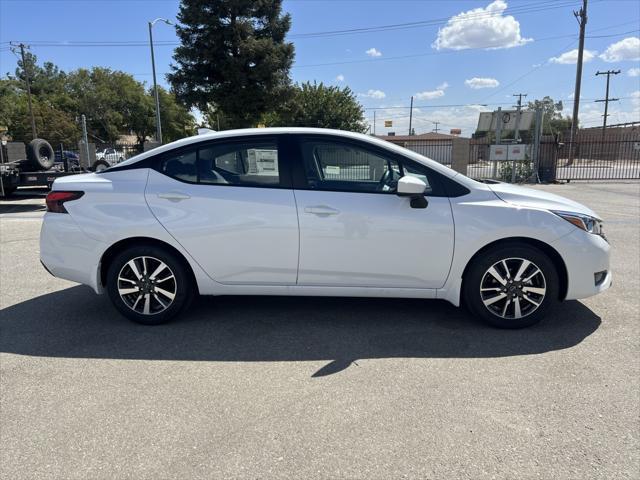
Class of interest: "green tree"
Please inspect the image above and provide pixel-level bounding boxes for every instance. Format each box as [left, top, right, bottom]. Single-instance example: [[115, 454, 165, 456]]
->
[[156, 87, 197, 142], [528, 96, 573, 134], [12, 51, 67, 98], [66, 67, 154, 143], [265, 81, 367, 132], [0, 78, 23, 133], [169, 0, 295, 129], [4, 55, 195, 148]]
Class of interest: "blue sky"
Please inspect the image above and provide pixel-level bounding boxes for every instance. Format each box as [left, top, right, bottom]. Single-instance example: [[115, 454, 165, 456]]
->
[[1, 0, 639, 135]]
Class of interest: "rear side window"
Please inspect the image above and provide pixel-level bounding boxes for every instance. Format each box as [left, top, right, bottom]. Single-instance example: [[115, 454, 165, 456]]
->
[[199, 141, 280, 187], [157, 139, 282, 187], [160, 150, 197, 183]]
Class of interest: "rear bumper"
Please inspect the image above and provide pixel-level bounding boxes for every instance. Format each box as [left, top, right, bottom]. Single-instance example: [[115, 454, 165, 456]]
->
[[40, 213, 107, 293], [552, 229, 611, 300]]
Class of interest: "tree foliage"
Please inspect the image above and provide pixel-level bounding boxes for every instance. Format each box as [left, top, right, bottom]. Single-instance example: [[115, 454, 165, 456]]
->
[[265, 81, 367, 132], [0, 53, 194, 148], [156, 86, 197, 142], [528, 96, 573, 134], [169, 0, 295, 129]]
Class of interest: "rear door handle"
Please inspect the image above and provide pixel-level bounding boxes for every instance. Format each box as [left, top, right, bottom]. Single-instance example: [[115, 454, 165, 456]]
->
[[157, 192, 191, 201], [304, 205, 340, 216]]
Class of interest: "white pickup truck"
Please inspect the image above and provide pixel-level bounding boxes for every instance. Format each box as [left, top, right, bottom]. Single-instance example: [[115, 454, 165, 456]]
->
[[93, 148, 126, 171]]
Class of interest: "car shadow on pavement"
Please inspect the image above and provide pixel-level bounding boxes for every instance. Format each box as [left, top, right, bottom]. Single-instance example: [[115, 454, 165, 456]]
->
[[0, 203, 46, 214], [0, 286, 601, 377]]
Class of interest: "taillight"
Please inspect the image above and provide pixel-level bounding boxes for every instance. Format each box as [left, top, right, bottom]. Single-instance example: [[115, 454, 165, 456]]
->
[[46, 191, 84, 213]]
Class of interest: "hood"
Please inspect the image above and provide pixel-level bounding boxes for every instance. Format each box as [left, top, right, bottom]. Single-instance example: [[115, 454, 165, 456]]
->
[[488, 182, 600, 219]]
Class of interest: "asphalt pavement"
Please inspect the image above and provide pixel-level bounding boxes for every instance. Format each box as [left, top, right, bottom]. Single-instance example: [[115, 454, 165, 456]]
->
[[1, 182, 638, 479]]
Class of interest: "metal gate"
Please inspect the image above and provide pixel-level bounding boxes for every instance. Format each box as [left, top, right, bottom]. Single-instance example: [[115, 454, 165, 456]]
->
[[539, 139, 640, 181]]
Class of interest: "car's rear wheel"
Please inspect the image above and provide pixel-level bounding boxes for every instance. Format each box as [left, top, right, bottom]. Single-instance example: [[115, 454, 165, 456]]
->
[[106, 245, 193, 325], [463, 244, 559, 328]]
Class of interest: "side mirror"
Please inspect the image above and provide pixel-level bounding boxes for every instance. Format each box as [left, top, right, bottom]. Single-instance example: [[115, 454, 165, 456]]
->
[[396, 176, 428, 209]]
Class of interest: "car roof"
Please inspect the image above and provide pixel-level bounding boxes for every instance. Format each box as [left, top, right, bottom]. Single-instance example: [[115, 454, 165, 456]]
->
[[115, 127, 460, 179]]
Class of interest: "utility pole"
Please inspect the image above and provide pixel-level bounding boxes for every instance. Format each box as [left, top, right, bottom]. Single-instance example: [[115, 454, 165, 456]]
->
[[432, 121, 440, 134], [81, 114, 90, 169], [408, 96, 414, 136], [512, 93, 527, 142], [531, 107, 544, 183], [568, 0, 588, 165], [148, 18, 173, 145], [511, 93, 527, 182], [595, 70, 620, 140], [12, 42, 37, 139], [373, 110, 376, 136], [493, 107, 503, 179]]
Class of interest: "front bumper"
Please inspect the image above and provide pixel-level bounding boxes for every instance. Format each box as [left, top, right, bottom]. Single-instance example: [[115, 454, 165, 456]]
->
[[552, 228, 612, 300], [40, 213, 107, 293]]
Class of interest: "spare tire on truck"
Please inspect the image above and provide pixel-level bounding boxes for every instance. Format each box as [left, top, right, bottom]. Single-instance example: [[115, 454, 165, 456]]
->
[[27, 138, 55, 171]]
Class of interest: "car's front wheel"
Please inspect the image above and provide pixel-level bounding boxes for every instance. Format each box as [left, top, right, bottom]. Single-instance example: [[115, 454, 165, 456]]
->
[[463, 243, 559, 328], [106, 245, 193, 325]]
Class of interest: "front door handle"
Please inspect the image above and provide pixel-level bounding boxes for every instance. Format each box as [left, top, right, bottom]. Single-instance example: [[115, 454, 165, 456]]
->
[[304, 205, 340, 216], [157, 192, 191, 201]]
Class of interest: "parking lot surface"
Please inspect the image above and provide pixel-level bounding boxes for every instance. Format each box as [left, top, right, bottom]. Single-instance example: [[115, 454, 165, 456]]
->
[[1, 182, 639, 479]]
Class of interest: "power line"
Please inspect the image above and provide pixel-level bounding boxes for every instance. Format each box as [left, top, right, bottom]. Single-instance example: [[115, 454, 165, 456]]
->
[[12, 27, 639, 50], [7, 0, 601, 48], [363, 102, 508, 111], [476, 38, 579, 103], [288, 0, 584, 39]]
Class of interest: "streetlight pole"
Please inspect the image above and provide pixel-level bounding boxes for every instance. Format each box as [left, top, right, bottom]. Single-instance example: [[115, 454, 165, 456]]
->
[[148, 18, 173, 145]]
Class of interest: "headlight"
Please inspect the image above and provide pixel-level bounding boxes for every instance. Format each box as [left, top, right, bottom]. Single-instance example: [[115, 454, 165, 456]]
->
[[552, 210, 606, 239]]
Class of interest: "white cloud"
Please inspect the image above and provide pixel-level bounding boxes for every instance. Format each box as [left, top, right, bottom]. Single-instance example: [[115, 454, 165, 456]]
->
[[549, 48, 596, 64], [599, 37, 640, 62], [368, 104, 492, 137], [464, 77, 500, 89], [628, 67, 640, 77], [360, 89, 386, 99], [365, 48, 382, 57], [631, 90, 640, 107], [415, 82, 449, 100], [415, 90, 445, 100], [336, 74, 345, 82], [433, 0, 532, 51]]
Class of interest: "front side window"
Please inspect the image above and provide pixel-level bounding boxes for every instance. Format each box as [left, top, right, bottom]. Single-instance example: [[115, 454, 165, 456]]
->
[[402, 161, 433, 194], [300, 140, 401, 193]]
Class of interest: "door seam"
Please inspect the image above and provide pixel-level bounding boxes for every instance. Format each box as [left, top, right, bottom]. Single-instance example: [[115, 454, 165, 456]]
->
[[292, 189, 302, 285]]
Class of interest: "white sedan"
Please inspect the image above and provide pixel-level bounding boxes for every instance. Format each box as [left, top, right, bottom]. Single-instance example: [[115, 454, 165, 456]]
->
[[40, 128, 611, 328]]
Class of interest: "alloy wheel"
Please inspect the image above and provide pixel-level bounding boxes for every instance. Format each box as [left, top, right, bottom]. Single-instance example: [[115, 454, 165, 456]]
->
[[117, 256, 177, 315], [480, 257, 546, 320]]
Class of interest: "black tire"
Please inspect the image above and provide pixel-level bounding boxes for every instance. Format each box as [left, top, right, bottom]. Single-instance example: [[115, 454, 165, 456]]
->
[[26, 138, 55, 170], [92, 160, 110, 172], [106, 245, 193, 325], [463, 243, 559, 329], [1, 186, 17, 197]]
